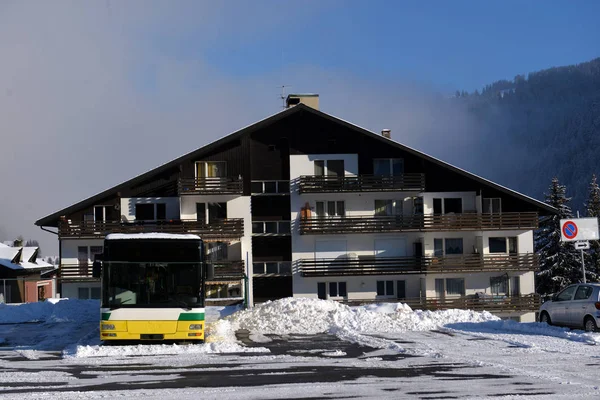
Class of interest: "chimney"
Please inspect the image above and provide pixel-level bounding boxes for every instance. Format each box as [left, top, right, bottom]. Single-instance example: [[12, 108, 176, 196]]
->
[[286, 94, 319, 110], [381, 129, 391, 139]]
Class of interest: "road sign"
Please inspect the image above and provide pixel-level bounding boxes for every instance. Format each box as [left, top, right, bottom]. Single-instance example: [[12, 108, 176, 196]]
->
[[575, 241, 590, 250], [560, 218, 600, 242]]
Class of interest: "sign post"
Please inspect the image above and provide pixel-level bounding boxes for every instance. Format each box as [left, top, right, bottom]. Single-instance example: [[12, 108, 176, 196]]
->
[[560, 216, 600, 283]]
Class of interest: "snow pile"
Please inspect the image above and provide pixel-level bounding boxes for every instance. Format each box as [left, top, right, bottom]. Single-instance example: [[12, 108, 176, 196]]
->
[[447, 320, 600, 345], [216, 298, 499, 337], [0, 299, 99, 324], [66, 341, 269, 358]]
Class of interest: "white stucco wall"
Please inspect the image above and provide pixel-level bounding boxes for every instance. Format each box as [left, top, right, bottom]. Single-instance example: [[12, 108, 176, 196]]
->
[[61, 239, 105, 265]]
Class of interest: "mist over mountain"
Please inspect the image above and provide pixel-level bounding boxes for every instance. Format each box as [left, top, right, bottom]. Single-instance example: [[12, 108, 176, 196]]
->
[[455, 57, 600, 211]]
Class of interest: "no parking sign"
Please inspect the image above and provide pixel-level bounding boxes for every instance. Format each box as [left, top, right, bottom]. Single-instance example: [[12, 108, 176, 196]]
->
[[559, 218, 599, 242]]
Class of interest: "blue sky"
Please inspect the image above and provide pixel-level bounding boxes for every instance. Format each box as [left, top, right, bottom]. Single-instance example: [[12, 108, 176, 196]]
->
[[0, 0, 599, 251], [131, 1, 600, 93]]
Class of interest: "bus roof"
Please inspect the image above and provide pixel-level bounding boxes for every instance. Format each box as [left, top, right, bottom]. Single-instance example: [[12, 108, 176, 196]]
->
[[105, 233, 201, 241]]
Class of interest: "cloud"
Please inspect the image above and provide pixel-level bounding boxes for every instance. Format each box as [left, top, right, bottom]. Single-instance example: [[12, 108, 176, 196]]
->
[[0, 1, 486, 254]]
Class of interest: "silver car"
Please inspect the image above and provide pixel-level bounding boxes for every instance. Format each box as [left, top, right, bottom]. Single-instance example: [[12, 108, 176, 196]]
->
[[539, 283, 600, 332]]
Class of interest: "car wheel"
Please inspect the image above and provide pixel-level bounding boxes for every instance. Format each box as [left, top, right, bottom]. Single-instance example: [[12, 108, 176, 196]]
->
[[540, 312, 552, 325], [584, 317, 597, 332]]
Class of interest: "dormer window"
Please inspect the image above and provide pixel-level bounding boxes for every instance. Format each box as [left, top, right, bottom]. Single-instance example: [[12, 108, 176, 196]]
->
[[196, 161, 227, 178], [374, 158, 404, 176]]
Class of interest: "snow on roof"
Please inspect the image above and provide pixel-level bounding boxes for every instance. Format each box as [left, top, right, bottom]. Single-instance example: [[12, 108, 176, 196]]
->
[[21, 247, 38, 263], [106, 233, 201, 240], [0, 242, 8, 248]]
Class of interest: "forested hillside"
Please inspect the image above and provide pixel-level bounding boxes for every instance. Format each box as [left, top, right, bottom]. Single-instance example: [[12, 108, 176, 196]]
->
[[455, 57, 600, 211]]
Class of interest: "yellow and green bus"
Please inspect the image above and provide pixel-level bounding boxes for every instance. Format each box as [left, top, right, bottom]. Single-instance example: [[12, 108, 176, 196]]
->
[[93, 233, 208, 342]]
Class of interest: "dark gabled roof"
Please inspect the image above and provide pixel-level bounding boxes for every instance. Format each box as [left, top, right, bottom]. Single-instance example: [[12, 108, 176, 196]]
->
[[36, 103, 556, 227]]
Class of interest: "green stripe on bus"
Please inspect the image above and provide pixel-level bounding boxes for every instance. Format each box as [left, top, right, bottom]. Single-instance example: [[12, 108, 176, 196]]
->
[[101, 313, 111, 321], [178, 313, 205, 321]]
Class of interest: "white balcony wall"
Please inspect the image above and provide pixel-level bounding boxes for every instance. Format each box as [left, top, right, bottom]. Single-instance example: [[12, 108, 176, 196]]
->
[[293, 275, 423, 300], [61, 239, 104, 265], [120, 197, 180, 222]]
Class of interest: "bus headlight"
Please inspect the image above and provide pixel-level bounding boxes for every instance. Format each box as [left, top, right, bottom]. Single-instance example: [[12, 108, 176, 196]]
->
[[189, 324, 203, 330], [101, 324, 116, 330]]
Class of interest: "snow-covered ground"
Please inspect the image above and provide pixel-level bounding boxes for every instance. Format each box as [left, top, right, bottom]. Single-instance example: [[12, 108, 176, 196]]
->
[[1, 298, 600, 399]]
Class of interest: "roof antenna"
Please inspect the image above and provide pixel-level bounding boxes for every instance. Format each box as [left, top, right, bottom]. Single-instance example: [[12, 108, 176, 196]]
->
[[279, 85, 291, 109]]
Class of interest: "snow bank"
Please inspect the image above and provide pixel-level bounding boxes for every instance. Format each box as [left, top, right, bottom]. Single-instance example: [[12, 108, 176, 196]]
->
[[66, 342, 269, 358], [0, 299, 99, 324], [216, 298, 499, 337], [447, 320, 600, 345]]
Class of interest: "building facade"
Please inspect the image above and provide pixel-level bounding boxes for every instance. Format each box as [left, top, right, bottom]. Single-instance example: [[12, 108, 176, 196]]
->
[[36, 95, 554, 320]]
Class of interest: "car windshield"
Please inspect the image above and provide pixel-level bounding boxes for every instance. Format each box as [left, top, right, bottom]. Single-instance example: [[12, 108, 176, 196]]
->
[[102, 262, 203, 308]]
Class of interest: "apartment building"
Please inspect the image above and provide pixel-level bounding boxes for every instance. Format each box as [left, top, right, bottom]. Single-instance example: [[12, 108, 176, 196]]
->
[[35, 94, 554, 320]]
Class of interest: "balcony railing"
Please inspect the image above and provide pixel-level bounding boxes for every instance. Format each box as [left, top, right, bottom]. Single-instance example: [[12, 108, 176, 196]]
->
[[58, 264, 98, 281], [208, 260, 245, 280], [59, 219, 244, 240], [299, 212, 538, 234], [178, 177, 243, 195], [59, 261, 245, 281], [345, 294, 541, 313], [298, 174, 426, 193], [300, 253, 539, 277]]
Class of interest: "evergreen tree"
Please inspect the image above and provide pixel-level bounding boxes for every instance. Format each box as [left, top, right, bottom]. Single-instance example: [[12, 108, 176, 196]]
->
[[535, 178, 582, 294], [584, 174, 600, 281]]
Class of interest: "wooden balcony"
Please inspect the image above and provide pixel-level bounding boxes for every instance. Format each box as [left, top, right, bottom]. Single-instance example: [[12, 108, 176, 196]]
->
[[298, 174, 426, 193], [58, 264, 98, 282], [299, 212, 538, 234], [208, 260, 245, 280], [178, 177, 243, 195], [300, 253, 539, 277], [59, 261, 245, 282], [59, 219, 244, 240], [346, 294, 541, 313]]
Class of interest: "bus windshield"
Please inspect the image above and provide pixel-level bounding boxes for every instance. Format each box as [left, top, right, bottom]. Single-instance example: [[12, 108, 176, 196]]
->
[[101, 238, 204, 309], [103, 262, 203, 308]]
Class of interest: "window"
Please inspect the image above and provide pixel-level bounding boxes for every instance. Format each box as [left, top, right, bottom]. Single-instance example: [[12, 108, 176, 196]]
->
[[575, 285, 594, 300], [443, 198, 462, 214], [314, 160, 325, 176], [257, 181, 279, 194], [377, 280, 395, 296], [413, 197, 424, 214], [94, 206, 110, 222], [435, 279, 445, 297], [490, 275, 508, 295], [196, 161, 227, 178], [483, 198, 501, 213], [90, 246, 103, 262], [78, 288, 90, 300], [252, 221, 291, 234], [78, 247, 88, 267], [206, 242, 228, 262], [374, 200, 403, 216], [446, 278, 465, 295], [373, 158, 404, 176], [397, 280, 406, 300], [511, 276, 520, 296], [433, 198, 442, 214], [135, 204, 155, 221], [434, 239, 444, 257], [445, 238, 463, 255], [314, 160, 345, 177], [489, 237, 507, 253], [197, 202, 227, 223], [556, 286, 576, 301], [90, 287, 101, 300], [316, 201, 345, 217], [156, 203, 166, 220], [489, 237, 518, 254], [318, 282, 347, 299]]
